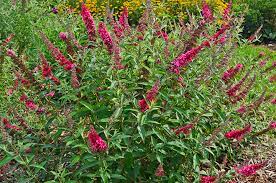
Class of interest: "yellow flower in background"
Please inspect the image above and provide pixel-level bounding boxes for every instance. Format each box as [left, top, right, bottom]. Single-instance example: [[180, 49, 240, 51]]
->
[[62, 0, 226, 21]]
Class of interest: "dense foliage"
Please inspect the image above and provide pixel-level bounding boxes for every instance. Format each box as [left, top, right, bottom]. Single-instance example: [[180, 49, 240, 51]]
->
[[0, 0, 275, 182]]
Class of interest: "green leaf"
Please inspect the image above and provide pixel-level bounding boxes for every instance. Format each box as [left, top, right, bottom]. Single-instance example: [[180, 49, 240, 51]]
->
[[0, 156, 14, 167], [110, 174, 126, 180]]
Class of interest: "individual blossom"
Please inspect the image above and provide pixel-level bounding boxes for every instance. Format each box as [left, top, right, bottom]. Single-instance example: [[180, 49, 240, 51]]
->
[[155, 164, 165, 177], [234, 162, 267, 176], [59, 32, 68, 41], [222, 63, 243, 82], [169, 41, 210, 74], [236, 105, 247, 114], [36, 107, 45, 114], [269, 121, 276, 129], [25, 100, 38, 111], [6, 49, 16, 57], [202, 1, 213, 23], [2, 118, 21, 131], [200, 176, 217, 183], [1, 34, 15, 47], [98, 22, 114, 54], [87, 126, 108, 152], [271, 98, 276, 104], [174, 123, 194, 135], [258, 51, 265, 57], [52, 7, 58, 14], [81, 4, 96, 43], [225, 124, 252, 141], [259, 60, 267, 67], [45, 91, 55, 97], [269, 74, 276, 83], [20, 94, 28, 102]]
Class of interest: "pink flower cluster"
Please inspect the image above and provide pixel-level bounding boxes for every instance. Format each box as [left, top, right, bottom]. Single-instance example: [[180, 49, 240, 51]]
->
[[202, 1, 214, 23], [40, 53, 60, 85], [271, 98, 276, 104], [1, 34, 15, 47], [223, 1, 232, 20], [88, 126, 108, 152], [119, 7, 130, 32], [81, 4, 96, 42], [169, 41, 210, 74], [2, 118, 21, 131], [40, 33, 74, 71], [236, 105, 247, 114], [20, 94, 38, 111], [174, 123, 194, 135], [226, 69, 251, 97], [110, 17, 124, 39], [235, 162, 267, 176], [138, 81, 160, 112], [6, 49, 16, 58], [59, 32, 68, 41], [222, 64, 243, 82], [155, 164, 165, 177], [156, 31, 169, 42], [98, 22, 114, 54], [269, 121, 276, 129], [200, 176, 216, 183], [225, 124, 252, 141], [211, 24, 231, 42]]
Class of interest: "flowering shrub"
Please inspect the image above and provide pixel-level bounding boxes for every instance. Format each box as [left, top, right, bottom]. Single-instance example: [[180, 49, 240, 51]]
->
[[0, 1, 275, 182]]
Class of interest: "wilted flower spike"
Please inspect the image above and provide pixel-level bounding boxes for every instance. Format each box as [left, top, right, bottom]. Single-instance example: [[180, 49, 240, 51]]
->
[[200, 176, 216, 183], [235, 162, 267, 176], [40, 32, 75, 71], [98, 22, 114, 54], [87, 126, 108, 152], [81, 4, 96, 43], [146, 80, 160, 102], [225, 124, 252, 141], [174, 124, 194, 135], [2, 118, 21, 131], [222, 63, 243, 82], [155, 164, 165, 177], [236, 105, 247, 114]]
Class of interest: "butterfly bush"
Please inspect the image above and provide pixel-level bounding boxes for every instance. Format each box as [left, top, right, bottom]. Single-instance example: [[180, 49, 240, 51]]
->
[[0, 1, 275, 182]]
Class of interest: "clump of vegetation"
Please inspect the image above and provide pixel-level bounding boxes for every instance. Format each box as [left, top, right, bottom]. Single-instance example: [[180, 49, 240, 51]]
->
[[0, 0, 275, 182]]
